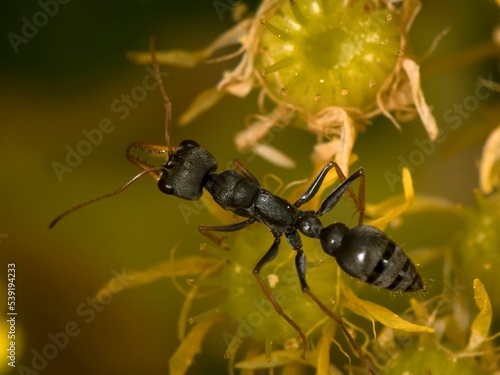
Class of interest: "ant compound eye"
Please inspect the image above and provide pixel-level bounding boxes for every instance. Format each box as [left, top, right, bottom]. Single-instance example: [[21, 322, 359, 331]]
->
[[179, 140, 199, 148]]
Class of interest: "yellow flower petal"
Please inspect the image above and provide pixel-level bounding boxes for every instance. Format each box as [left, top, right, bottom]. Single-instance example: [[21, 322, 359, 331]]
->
[[178, 88, 226, 125], [128, 18, 252, 68], [409, 298, 429, 323], [366, 167, 414, 230], [343, 286, 434, 333], [217, 1, 279, 97], [95, 255, 220, 295], [402, 58, 438, 140], [309, 107, 357, 174], [316, 325, 336, 375], [252, 143, 296, 169], [235, 350, 297, 369], [466, 279, 492, 351], [234, 105, 296, 168], [479, 125, 500, 194], [169, 315, 221, 375]]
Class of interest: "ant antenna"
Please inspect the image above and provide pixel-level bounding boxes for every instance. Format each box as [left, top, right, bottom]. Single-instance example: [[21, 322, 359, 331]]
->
[[50, 36, 173, 229], [149, 34, 173, 155], [49, 167, 162, 229]]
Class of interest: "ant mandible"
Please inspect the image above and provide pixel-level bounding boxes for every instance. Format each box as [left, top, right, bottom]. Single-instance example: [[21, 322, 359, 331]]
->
[[50, 35, 424, 374]]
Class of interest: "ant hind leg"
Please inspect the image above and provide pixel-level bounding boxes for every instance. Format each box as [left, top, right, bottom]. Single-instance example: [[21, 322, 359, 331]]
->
[[198, 218, 255, 249], [294, 249, 376, 374], [253, 235, 309, 359]]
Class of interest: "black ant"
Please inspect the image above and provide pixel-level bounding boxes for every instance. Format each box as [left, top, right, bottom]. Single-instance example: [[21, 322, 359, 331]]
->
[[50, 36, 424, 375]]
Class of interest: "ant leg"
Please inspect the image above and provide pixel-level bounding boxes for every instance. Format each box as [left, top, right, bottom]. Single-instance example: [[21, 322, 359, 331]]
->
[[232, 159, 260, 185], [253, 235, 309, 359], [198, 218, 255, 248], [294, 161, 335, 208], [329, 163, 364, 221], [316, 168, 366, 225], [294, 162, 362, 220], [294, 249, 376, 375]]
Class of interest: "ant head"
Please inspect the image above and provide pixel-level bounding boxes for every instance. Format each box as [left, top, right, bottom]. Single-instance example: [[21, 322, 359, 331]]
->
[[126, 37, 218, 201], [147, 35, 218, 200], [158, 140, 218, 200]]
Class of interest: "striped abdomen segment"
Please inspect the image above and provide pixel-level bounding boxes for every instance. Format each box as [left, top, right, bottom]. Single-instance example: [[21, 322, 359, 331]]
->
[[334, 225, 424, 292]]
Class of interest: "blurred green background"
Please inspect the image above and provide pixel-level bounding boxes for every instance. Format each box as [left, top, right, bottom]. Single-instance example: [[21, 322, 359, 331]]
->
[[0, 1, 498, 374]]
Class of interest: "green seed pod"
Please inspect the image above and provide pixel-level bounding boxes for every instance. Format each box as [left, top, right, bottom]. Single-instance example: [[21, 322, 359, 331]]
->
[[385, 342, 490, 375], [458, 192, 500, 312], [213, 226, 339, 352], [257, 0, 403, 112]]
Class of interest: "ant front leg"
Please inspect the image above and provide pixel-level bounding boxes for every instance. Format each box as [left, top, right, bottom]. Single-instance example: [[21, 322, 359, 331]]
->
[[198, 218, 255, 249], [285, 231, 344, 327], [293, 246, 376, 375], [316, 167, 366, 226], [294, 162, 365, 225], [294, 161, 336, 208], [253, 234, 309, 359]]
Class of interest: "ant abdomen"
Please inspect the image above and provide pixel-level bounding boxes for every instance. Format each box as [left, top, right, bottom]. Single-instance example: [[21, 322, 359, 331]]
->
[[320, 223, 424, 292]]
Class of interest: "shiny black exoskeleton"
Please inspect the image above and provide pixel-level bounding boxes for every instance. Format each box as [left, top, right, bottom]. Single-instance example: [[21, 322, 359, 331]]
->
[[50, 35, 424, 372], [158, 139, 424, 293]]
